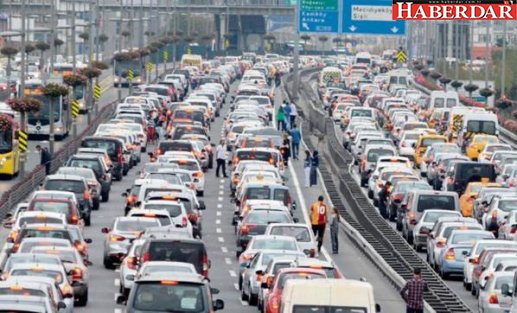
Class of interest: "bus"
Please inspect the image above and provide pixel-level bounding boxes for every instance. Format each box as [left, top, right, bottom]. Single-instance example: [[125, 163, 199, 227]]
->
[[0, 112, 20, 177], [181, 54, 203, 69], [54, 63, 87, 113], [24, 79, 70, 140], [113, 58, 142, 87]]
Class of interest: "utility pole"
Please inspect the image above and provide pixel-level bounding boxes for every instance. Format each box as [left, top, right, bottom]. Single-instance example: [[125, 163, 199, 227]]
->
[[501, 21, 507, 98], [94, 0, 100, 115], [87, 0, 94, 124], [19, 0, 27, 178], [173, 0, 177, 68], [292, 1, 300, 100], [49, 0, 57, 74], [71, 0, 78, 138], [469, 21, 474, 86], [139, 0, 144, 82], [484, 21, 490, 90]]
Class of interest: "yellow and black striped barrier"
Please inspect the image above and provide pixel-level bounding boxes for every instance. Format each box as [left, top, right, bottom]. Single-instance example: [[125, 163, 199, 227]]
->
[[127, 69, 134, 82], [146, 62, 154, 73], [163, 51, 169, 63], [18, 130, 28, 152], [93, 84, 102, 101], [71, 99, 80, 118]]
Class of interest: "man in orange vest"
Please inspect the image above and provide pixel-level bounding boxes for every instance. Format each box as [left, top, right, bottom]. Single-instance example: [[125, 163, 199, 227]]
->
[[310, 195, 328, 252]]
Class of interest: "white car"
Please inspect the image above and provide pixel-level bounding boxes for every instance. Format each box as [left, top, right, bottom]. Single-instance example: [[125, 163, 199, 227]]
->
[[412, 210, 461, 252], [477, 272, 513, 313], [136, 261, 197, 279], [498, 211, 517, 240], [140, 200, 193, 237], [166, 158, 205, 196], [264, 223, 318, 257], [119, 238, 145, 297]]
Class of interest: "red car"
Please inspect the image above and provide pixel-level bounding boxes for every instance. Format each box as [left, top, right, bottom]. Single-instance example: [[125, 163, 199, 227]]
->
[[263, 268, 327, 313]]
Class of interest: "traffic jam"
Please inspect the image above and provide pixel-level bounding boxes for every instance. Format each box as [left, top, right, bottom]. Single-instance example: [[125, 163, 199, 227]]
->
[[321, 50, 517, 312], [0, 52, 384, 313]]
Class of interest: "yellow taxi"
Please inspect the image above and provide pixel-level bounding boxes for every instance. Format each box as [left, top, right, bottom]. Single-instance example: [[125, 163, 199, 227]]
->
[[465, 134, 500, 161], [414, 134, 448, 167], [459, 182, 501, 217]]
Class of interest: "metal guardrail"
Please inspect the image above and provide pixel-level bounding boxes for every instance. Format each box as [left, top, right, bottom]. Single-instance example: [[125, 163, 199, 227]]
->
[[283, 68, 472, 313]]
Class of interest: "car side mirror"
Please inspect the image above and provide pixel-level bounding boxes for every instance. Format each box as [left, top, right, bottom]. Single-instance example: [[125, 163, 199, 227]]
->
[[213, 299, 224, 311], [84, 238, 92, 244], [412, 143, 416, 148], [428, 233, 435, 239], [116, 294, 127, 305], [121, 192, 128, 197], [502, 283, 512, 296], [293, 218, 299, 223], [462, 250, 469, 256], [198, 201, 206, 210], [58, 301, 67, 310], [376, 304, 381, 313], [400, 204, 408, 210], [211, 287, 220, 295], [101, 227, 110, 234]]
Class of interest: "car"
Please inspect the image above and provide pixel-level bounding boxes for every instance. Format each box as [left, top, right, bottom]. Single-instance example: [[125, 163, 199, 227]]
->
[[482, 196, 517, 234], [81, 136, 127, 180], [31, 246, 89, 306], [8, 263, 73, 300], [12, 211, 67, 231], [1, 252, 63, 279], [57, 167, 102, 210], [498, 211, 517, 241], [62, 156, 112, 202], [136, 261, 197, 279], [116, 272, 224, 312], [238, 235, 301, 269], [119, 238, 145, 297], [412, 209, 461, 252], [478, 272, 513, 313], [261, 267, 327, 313], [435, 229, 494, 278], [126, 209, 173, 227], [26, 197, 83, 227], [471, 249, 517, 297], [102, 217, 161, 269], [264, 223, 317, 257], [0, 294, 60, 313], [140, 200, 193, 236], [458, 182, 501, 217]]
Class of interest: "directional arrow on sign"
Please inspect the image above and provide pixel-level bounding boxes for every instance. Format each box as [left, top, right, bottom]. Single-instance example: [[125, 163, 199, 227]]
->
[[349, 25, 357, 32], [302, 23, 310, 30], [391, 26, 399, 33]]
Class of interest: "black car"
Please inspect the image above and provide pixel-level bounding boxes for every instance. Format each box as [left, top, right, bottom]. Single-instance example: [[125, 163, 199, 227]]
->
[[81, 136, 126, 181], [66, 154, 112, 202], [448, 161, 496, 194]]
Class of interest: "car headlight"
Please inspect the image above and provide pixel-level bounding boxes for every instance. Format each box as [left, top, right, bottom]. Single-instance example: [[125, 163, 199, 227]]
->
[[114, 77, 120, 83]]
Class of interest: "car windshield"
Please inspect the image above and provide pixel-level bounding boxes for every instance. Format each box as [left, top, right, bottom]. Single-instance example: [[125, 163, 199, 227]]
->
[[44, 180, 84, 193], [245, 211, 291, 224], [117, 219, 160, 232], [498, 200, 517, 212], [18, 216, 62, 226], [417, 195, 456, 212], [31, 201, 69, 214], [251, 238, 297, 251], [423, 211, 459, 223], [144, 204, 183, 217], [132, 282, 205, 312], [269, 226, 311, 242], [367, 149, 395, 162]]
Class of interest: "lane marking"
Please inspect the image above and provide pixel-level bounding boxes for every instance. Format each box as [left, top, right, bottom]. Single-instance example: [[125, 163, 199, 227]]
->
[[219, 185, 224, 189], [225, 257, 232, 265], [218, 237, 225, 243], [221, 179, 225, 184], [216, 219, 221, 224], [115, 268, 120, 273], [219, 190, 224, 195], [114, 279, 120, 287], [229, 270, 237, 277], [114, 309, 122, 313], [241, 300, 248, 306], [288, 162, 331, 262], [216, 228, 222, 233], [216, 211, 222, 216], [217, 204, 223, 209], [218, 197, 223, 201], [234, 283, 239, 291], [221, 246, 228, 253]]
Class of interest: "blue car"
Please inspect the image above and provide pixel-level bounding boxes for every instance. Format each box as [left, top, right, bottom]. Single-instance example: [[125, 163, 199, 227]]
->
[[436, 229, 494, 279]]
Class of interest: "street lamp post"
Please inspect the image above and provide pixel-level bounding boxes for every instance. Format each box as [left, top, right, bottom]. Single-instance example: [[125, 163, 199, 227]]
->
[[501, 21, 507, 98], [87, 0, 94, 125]]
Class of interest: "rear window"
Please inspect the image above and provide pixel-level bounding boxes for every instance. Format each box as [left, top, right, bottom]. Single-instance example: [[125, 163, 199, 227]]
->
[[467, 120, 497, 135], [144, 87, 168, 96], [21, 229, 70, 240], [495, 276, 513, 289], [144, 204, 183, 217], [273, 189, 289, 204], [45, 180, 84, 193], [270, 226, 311, 242], [417, 195, 456, 212], [18, 216, 62, 225], [148, 241, 205, 274], [132, 282, 205, 312], [31, 201, 70, 215], [367, 149, 395, 162], [172, 127, 206, 140], [423, 211, 459, 223], [68, 159, 101, 174], [457, 164, 495, 180], [245, 211, 290, 224], [144, 188, 184, 199], [237, 151, 274, 163], [451, 232, 492, 244], [278, 272, 325, 288], [146, 173, 182, 185], [82, 139, 117, 156], [246, 187, 271, 200], [251, 238, 297, 251], [0, 288, 46, 298], [351, 109, 372, 118], [10, 269, 63, 284], [168, 160, 199, 171], [166, 142, 193, 152], [443, 225, 480, 238], [422, 138, 446, 147], [132, 213, 170, 226], [117, 219, 160, 231], [498, 200, 517, 212], [293, 305, 366, 313]]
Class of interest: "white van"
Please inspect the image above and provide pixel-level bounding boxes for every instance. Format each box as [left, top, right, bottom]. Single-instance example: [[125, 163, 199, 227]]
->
[[355, 52, 372, 66], [281, 279, 381, 313], [429, 90, 459, 110], [388, 71, 410, 93], [458, 112, 499, 147]]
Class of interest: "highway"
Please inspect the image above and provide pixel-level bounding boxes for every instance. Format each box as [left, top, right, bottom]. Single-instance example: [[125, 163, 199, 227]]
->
[[0, 78, 409, 313], [303, 72, 479, 312]]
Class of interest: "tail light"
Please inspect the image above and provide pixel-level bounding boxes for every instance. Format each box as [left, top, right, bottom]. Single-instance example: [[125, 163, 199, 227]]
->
[[270, 295, 280, 311], [83, 191, 90, 201], [7, 231, 18, 243], [309, 249, 316, 257], [182, 216, 188, 227], [392, 194, 403, 202], [11, 244, 19, 253], [71, 267, 83, 280], [127, 195, 137, 204], [110, 234, 126, 242], [511, 225, 517, 234], [202, 255, 209, 277], [407, 212, 417, 223], [445, 248, 455, 261], [436, 239, 446, 248], [71, 215, 79, 224], [126, 256, 137, 270], [240, 225, 249, 235], [269, 157, 275, 165], [491, 210, 498, 220], [117, 147, 124, 164], [193, 171, 204, 178], [488, 292, 499, 304], [61, 284, 73, 298], [75, 242, 86, 253], [401, 141, 406, 147], [142, 252, 150, 263]]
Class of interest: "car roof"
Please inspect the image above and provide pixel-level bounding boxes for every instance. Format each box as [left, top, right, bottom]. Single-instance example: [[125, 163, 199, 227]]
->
[[136, 272, 205, 284], [45, 174, 85, 181]]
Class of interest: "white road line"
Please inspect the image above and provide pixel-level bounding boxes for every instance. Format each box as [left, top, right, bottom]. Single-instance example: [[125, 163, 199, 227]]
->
[[216, 228, 222, 233], [217, 204, 223, 209], [216, 211, 222, 216], [225, 257, 232, 265], [114, 279, 120, 287], [218, 237, 225, 243], [114, 293, 120, 301], [115, 268, 120, 273], [234, 283, 239, 291], [216, 219, 221, 224], [240, 300, 248, 306], [288, 162, 332, 262], [219, 190, 224, 195], [221, 246, 228, 253], [229, 270, 237, 277], [221, 179, 225, 184], [114, 309, 122, 313], [218, 197, 223, 201]]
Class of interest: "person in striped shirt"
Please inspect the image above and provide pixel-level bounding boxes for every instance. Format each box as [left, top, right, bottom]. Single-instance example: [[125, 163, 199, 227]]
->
[[310, 195, 328, 252]]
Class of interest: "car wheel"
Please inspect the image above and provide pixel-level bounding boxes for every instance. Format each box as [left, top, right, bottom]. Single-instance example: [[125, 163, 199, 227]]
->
[[440, 267, 449, 279], [367, 189, 373, 199], [465, 281, 472, 291], [373, 199, 378, 207], [249, 288, 258, 306], [471, 284, 477, 295], [238, 276, 243, 290], [197, 190, 204, 197], [93, 198, 100, 211], [103, 256, 115, 269], [414, 243, 422, 252], [407, 231, 413, 244]]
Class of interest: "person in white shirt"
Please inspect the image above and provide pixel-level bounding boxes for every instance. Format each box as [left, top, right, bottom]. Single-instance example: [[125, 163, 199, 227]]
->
[[215, 139, 227, 178], [289, 102, 298, 127]]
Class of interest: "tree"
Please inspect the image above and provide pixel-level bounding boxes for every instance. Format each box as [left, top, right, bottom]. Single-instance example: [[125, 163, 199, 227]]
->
[[24, 43, 36, 54], [318, 36, 328, 54], [54, 38, 64, 47], [7, 97, 42, 137], [0, 46, 19, 81], [98, 34, 109, 51], [121, 31, 130, 48], [300, 35, 311, 52]]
